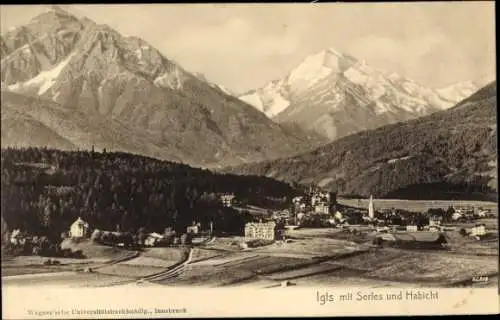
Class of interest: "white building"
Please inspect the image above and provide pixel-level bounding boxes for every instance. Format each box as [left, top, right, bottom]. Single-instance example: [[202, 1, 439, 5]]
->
[[220, 194, 236, 207], [406, 225, 418, 232], [10, 229, 26, 245], [314, 203, 330, 214], [452, 212, 463, 221], [187, 222, 201, 234], [145, 232, 164, 247], [368, 195, 375, 219], [471, 224, 486, 237], [334, 211, 343, 221], [311, 192, 330, 207], [292, 196, 303, 205], [69, 217, 90, 238], [244, 221, 276, 241], [429, 217, 442, 227]]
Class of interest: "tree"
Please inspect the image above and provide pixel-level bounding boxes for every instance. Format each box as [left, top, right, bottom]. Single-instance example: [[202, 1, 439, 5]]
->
[[137, 227, 148, 246], [445, 206, 455, 222], [42, 201, 55, 228]]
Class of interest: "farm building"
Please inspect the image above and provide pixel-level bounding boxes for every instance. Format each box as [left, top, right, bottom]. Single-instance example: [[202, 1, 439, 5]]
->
[[374, 232, 447, 249], [69, 217, 90, 238], [244, 221, 277, 241]]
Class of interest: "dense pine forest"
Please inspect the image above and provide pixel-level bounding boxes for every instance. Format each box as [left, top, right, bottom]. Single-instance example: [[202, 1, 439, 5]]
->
[[1, 147, 299, 240]]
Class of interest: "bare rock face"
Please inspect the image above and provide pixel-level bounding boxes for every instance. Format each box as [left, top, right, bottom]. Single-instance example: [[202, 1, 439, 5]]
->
[[1, 7, 325, 168]]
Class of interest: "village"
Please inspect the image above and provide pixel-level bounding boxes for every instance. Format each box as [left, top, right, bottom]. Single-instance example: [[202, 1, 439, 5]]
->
[[2, 184, 497, 289], [4, 186, 494, 253]]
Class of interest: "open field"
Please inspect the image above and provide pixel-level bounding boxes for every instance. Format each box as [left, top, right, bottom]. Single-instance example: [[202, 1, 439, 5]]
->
[[233, 205, 270, 217], [2, 240, 139, 280], [155, 254, 314, 287], [2, 245, 188, 287], [92, 247, 188, 279], [363, 249, 498, 285], [2, 265, 78, 277], [2, 271, 134, 287], [60, 239, 137, 261], [152, 226, 498, 288], [338, 198, 498, 214], [252, 236, 368, 258], [1, 255, 94, 277], [96, 264, 165, 278], [190, 248, 225, 263], [3, 219, 497, 288], [1, 240, 138, 277], [140, 247, 188, 262]]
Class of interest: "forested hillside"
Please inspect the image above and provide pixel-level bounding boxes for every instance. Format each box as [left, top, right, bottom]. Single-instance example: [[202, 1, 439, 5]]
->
[[225, 82, 497, 201], [1, 147, 298, 239]]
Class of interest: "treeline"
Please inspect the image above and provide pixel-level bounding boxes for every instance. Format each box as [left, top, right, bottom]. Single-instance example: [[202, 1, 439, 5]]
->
[[1, 147, 299, 239]]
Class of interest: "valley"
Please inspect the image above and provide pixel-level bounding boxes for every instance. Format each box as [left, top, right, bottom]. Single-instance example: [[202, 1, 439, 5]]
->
[[0, 4, 497, 295]]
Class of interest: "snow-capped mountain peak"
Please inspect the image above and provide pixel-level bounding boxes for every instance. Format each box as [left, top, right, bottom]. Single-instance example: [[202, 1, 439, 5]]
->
[[238, 48, 479, 141], [285, 48, 357, 92], [1, 7, 322, 168]]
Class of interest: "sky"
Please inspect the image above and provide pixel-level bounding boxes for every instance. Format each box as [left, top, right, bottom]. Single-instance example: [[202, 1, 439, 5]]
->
[[1, 3, 496, 94]]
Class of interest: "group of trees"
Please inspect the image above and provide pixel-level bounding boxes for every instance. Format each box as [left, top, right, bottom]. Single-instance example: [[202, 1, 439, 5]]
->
[[1, 147, 297, 240], [3, 232, 85, 258]]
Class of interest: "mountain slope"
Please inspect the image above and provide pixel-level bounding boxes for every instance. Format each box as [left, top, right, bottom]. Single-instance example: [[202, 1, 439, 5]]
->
[[1, 7, 325, 168], [239, 48, 483, 141], [225, 82, 498, 200]]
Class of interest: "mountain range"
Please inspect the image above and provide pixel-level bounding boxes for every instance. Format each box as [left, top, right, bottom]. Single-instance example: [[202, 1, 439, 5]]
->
[[225, 81, 497, 201], [0, 6, 324, 168], [239, 48, 488, 140]]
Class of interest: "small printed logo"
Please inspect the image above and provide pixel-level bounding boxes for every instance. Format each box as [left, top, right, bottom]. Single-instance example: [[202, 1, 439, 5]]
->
[[472, 275, 489, 283]]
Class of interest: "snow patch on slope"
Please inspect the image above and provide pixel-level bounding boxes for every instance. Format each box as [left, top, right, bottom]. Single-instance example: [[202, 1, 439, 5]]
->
[[387, 156, 412, 164], [343, 67, 368, 85], [7, 52, 76, 95], [213, 84, 232, 95], [287, 50, 335, 89], [265, 93, 290, 117], [240, 93, 264, 112], [154, 67, 183, 90], [437, 81, 477, 102]]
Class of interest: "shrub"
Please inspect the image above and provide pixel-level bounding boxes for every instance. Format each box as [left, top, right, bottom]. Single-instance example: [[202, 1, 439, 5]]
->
[[180, 233, 192, 245], [372, 237, 383, 246], [91, 229, 102, 243]]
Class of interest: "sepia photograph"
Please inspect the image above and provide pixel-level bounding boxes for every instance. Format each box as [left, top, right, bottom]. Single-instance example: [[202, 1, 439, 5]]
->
[[0, 2, 498, 318]]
